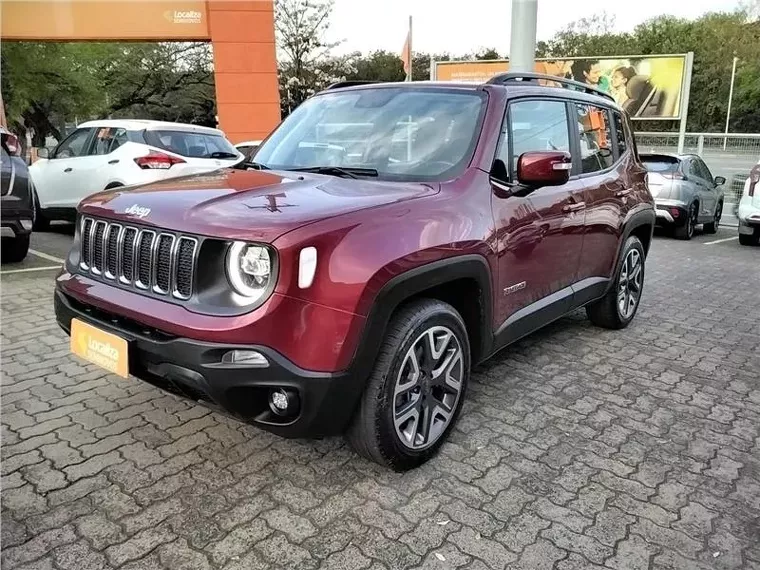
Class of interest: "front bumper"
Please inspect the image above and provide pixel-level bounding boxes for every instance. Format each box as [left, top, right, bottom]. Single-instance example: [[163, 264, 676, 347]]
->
[[54, 288, 361, 438], [1, 196, 33, 238]]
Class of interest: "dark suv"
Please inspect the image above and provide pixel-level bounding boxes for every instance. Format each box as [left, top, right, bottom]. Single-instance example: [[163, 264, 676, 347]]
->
[[55, 74, 655, 470], [1, 126, 34, 262]]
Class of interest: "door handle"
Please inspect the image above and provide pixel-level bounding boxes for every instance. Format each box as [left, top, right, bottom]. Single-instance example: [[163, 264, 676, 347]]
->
[[108, 159, 119, 165], [63, 167, 73, 173], [562, 202, 586, 213], [615, 189, 632, 197]]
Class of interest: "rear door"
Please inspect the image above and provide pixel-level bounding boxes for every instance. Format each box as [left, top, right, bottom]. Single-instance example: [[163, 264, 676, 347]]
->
[[574, 104, 641, 288], [491, 98, 585, 326]]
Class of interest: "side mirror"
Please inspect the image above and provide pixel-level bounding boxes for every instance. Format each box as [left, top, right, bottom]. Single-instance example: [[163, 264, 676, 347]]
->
[[37, 147, 50, 159], [517, 151, 572, 187], [714, 176, 726, 186]]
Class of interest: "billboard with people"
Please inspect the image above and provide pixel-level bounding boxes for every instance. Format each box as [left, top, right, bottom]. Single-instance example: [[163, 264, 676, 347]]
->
[[432, 55, 688, 120]]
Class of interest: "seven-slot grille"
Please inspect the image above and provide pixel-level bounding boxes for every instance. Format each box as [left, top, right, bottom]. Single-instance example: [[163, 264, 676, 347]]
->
[[79, 217, 197, 299]]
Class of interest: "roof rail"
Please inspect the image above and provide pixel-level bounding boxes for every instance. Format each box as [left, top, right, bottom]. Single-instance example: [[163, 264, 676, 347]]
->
[[486, 72, 616, 103], [325, 80, 380, 90]]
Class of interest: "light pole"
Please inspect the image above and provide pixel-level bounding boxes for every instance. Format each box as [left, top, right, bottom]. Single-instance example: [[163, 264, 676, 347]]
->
[[509, 0, 538, 73], [724, 56, 738, 151]]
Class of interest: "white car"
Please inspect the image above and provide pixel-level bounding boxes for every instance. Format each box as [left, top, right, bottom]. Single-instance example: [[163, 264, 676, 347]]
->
[[29, 120, 243, 229], [738, 161, 760, 246], [234, 140, 262, 160]]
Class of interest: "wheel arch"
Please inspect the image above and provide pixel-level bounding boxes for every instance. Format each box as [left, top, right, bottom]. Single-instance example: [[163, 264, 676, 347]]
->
[[348, 255, 494, 383]]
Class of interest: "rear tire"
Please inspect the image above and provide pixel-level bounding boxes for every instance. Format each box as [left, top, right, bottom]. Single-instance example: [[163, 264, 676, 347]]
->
[[674, 203, 696, 240], [32, 190, 50, 232], [586, 235, 645, 330], [346, 299, 470, 471], [1, 234, 30, 263], [703, 201, 722, 234], [739, 232, 759, 246]]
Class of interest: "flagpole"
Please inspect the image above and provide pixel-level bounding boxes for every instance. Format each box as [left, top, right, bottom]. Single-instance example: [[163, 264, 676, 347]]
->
[[407, 15, 413, 81]]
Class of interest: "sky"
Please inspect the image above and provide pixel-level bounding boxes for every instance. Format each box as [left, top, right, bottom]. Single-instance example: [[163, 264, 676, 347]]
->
[[326, 0, 744, 56]]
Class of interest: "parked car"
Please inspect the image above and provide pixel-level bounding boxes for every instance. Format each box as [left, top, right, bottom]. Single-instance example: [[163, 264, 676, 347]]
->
[[738, 161, 760, 246], [54, 75, 655, 470], [1, 126, 34, 262], [642, 152, 725, 240], [235, 140, 262, 160], [29, 120, 243, 230]]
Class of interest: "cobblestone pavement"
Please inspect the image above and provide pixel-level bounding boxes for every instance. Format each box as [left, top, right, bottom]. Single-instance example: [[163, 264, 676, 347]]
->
[[2, 228, 759, 570]]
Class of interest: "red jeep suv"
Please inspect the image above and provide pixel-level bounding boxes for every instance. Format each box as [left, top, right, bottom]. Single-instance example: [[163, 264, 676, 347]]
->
[[55, 74, 655, 470]]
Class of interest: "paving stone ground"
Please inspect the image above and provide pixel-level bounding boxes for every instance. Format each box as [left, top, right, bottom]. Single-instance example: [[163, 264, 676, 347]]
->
[[2, 228, 759, 570]]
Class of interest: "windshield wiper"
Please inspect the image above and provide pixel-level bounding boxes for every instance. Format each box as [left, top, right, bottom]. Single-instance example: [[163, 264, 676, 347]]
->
[[210, 151, 240, 159], [289, 166, 379, 179]]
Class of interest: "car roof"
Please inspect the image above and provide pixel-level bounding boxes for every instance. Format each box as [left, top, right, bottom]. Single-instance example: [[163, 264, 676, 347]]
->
[[77, 119, 225, 136], [318, 79, 622, 110]]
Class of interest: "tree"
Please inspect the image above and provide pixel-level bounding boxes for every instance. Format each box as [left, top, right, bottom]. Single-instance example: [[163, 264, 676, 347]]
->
[[275, 0, 354, 115], [1, 42, 106, 145]]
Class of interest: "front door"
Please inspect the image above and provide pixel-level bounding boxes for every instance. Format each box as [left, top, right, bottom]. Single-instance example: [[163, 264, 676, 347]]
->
[[491, 98, 585, 329], [32, 127, 96, 209], [692, 157, 718, 221]]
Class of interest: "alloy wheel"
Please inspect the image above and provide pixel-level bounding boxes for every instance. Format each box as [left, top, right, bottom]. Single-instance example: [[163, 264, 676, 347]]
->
[[393, 325, 464, 450], [617, 248, 642, 320]]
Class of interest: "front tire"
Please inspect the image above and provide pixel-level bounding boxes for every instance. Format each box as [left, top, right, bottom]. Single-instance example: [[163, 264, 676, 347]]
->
[[586, 235, 645, 330], [346, 299, 470, 471], [1, 234, 30, 263], [703, 201, 722, 234], [739, 232, 759, 246], [674, 203, 696, 240]]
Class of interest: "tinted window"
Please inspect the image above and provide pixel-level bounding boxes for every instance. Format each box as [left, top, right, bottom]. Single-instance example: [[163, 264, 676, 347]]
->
[[54, 128, 93, 159], [144, 130, 239, 159], [686, 160, 701, 178], [508, 100, 570, 174], [91, 127, 128, 155], [612, 111, 627, 158], [641, 157, 680, 173], [696, 159, 713, 182], [574, 104, 613, 174], [253, 88, 486, 181]]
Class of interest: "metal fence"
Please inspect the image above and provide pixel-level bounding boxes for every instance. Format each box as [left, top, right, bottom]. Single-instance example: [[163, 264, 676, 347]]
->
[[634, 132, 760, 227]]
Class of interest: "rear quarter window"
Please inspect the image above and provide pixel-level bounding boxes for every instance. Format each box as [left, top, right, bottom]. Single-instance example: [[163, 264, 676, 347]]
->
[[144, 130, 238, 159]]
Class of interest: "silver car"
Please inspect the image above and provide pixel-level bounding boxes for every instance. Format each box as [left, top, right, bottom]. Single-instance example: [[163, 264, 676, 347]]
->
[[642, 153, 725, 240]]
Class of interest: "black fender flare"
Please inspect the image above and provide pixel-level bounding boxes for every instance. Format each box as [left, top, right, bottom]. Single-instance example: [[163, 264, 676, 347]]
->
[[608, 207, 655, 291], [347, 254, 494, 383]]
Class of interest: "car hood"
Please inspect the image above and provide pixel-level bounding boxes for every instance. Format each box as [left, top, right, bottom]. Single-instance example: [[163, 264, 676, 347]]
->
[[79, 168, 437, 242]]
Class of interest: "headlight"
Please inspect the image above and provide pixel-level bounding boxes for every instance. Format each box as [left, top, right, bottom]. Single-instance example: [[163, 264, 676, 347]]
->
[[226, 242, 274, 300]]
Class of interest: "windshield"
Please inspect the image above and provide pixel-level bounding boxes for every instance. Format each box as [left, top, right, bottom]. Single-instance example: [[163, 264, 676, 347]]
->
[[641, 156, 680, 173], [253, 88, 486, 181], [144, 130, 240, 160]]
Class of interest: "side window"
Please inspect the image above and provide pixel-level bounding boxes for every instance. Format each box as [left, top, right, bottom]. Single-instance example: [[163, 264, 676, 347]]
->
[[574, 104, 613, 174], [90, 127, 127, 155], [612, 111, 627, 159], [697, 159, 713, 182], [686, 160, 700, 179], [53, 128, 94, 159], [507, 99, 570, 176]]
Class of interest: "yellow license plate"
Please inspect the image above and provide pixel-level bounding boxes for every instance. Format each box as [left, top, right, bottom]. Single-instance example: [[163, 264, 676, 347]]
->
[[70, 319, 129, 378]]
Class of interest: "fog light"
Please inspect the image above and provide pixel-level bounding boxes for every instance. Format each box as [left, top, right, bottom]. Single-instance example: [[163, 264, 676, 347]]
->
[[20, 219, 33, 231], [268, 387, 300, 417], [221, 350, 269, 367]]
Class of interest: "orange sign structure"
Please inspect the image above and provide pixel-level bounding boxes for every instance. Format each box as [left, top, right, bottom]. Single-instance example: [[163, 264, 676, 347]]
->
[[0, 0, 281, 143]]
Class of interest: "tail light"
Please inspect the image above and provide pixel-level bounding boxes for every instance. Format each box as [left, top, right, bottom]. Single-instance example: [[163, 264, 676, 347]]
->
[[2, 133, 21, 156], [134, 151, 185, 170]]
